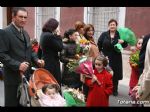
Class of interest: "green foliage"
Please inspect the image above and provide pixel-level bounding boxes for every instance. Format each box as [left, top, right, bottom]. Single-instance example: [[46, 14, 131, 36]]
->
[[130, 50, 140, 65]]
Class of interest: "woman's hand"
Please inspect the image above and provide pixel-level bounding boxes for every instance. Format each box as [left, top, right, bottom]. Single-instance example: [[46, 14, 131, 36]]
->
[[132, 86, 143, 100], [132, 85, 139, 92], [118, 39, 124, 44], [54, 28, 61, 36]]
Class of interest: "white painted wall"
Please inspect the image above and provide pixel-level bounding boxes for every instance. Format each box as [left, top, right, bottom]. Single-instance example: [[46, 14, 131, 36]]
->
[[84, 7, 88, 23], [118, 7, 126, 27], [55, 7, 60, 22], [0, 7, 3, 28]]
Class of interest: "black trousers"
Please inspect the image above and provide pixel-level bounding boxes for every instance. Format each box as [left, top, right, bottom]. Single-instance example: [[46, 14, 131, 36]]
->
[[4, 84, 20, 106], [112, 77, 119, 93]]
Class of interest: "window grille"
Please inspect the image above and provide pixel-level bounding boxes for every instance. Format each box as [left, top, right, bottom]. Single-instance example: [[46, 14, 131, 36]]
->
[[87, 7, 120, 43], [35, 7, 56, 42]]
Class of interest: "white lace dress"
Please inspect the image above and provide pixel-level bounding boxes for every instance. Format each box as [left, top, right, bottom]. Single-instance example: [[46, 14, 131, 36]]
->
[[37, 90, 66, 107]]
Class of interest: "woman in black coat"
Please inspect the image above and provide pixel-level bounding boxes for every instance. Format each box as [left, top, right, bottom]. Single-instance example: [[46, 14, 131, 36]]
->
[[60, 29, 82, 89], [39, 18, 63, 86], [97, 19, 128, 96]]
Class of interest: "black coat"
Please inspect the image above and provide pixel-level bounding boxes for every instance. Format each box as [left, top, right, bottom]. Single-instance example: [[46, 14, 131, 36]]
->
[[60, 41, 82, 88], [0, 24, 38, 106], [139, 34, 150, 77], [0, 24, 38, 84], [97, 30, 128, 80], [39, 32, 63, 86]]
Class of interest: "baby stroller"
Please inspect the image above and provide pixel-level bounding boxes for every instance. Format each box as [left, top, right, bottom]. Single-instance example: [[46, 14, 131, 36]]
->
[[18, 68, 59, 107], [18, 67, 85, 107]]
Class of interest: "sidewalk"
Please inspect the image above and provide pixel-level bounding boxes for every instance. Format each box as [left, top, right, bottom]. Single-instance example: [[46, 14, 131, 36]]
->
[[0, 50, 132, 107]]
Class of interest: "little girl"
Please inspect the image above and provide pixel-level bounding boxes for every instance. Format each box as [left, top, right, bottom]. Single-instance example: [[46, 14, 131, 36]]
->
[[37, 84, 66, 107], [129, 38, 143, 106], [82, 55, 113, 106]]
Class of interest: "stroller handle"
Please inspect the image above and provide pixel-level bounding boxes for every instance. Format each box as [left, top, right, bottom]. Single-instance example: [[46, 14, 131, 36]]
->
[[31, 67, 37, 71], [20, 72, 30, 86]]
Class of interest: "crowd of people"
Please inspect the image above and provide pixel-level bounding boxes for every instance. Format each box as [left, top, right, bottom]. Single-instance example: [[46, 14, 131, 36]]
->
[[0, 7, 150, 107]]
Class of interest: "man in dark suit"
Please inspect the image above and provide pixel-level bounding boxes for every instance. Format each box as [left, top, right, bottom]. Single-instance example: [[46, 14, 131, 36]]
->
[[0, 7, 44, 106]]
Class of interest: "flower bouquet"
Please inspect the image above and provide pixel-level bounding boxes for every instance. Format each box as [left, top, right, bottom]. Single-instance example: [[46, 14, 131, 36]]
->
[[75, 57, 101, 85], [77, 39, 90, 56], [62, 87, 85, 107], [66, 59, 79, 73], [129, 50, 140, 68], [66, 39, 90, 73]]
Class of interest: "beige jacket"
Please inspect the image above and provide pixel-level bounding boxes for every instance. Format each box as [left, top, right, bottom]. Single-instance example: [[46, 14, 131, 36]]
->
[[88, 41, 100, 61], [138, 38, 150, 101]]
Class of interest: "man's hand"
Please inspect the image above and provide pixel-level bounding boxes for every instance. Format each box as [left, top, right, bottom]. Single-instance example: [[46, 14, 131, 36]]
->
[[19, 62, 29, 73], [37, 59, 45, 68]]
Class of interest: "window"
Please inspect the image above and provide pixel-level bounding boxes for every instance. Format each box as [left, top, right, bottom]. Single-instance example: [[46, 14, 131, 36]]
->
[[35, 7, 56, 42], [86, 7, 120, 43]]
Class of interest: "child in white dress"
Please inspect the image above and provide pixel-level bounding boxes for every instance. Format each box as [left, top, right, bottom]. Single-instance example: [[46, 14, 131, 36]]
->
[[37, 84, 66, 107]]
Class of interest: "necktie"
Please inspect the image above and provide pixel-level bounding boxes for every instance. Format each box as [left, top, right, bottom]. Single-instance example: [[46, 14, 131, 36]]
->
[[20, 29, 27, 47], [20, 29, 25, 41]]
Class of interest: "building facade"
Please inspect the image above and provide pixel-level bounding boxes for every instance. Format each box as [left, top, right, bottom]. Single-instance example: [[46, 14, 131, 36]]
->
[[0, 7, 150, 44]]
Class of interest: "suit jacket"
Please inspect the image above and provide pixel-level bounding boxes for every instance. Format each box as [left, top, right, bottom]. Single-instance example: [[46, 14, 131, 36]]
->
[[0, 24, 38, 85], [138, 38, 150, 101]]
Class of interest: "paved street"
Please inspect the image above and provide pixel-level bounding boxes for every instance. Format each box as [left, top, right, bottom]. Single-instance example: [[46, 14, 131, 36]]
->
[[0, 78, 132, 107], [109, 51, 132, 107], [109, 77, 132, 106], [0, 50, 132, 107]]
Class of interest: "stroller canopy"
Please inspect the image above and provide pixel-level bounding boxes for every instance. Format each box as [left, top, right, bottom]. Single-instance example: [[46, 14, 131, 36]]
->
[[29, 68, 59, 97]]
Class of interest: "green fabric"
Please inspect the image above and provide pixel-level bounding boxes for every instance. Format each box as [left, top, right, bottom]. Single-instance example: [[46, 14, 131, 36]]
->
[[63, 91, 85, 107], [114, 43, 123, 52], [117, 27, 137, 46], [63, 91, 76, 106]]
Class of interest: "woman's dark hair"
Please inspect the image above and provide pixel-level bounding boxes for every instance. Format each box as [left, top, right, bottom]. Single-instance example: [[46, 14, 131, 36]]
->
[[84, 24, 95, 41], [12, 7, 28, 16], [64, 29, 77, 39], [94, 55, 108, 67], [108, 19, 118, 26], [42, 84, 60, 94], [42, 18, 59, 32]]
